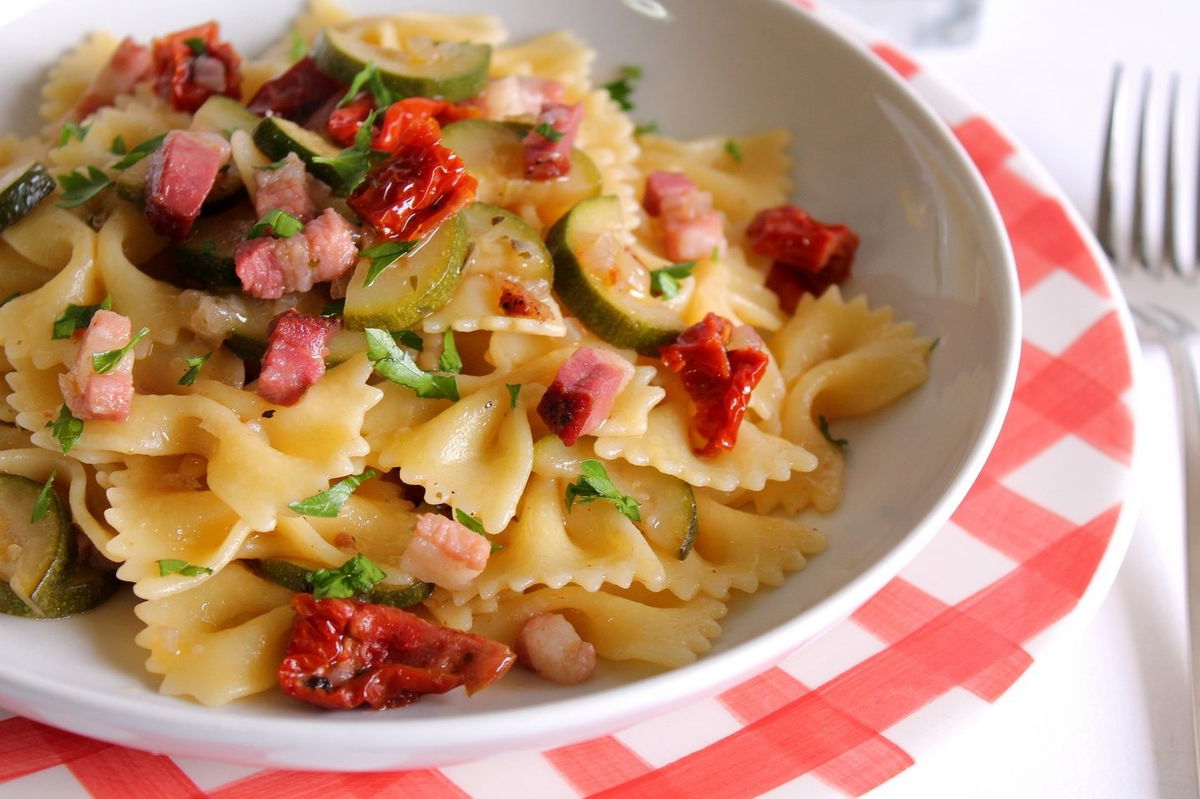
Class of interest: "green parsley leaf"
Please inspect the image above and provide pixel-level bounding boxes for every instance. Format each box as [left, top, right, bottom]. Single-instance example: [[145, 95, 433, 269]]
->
[[817, 415, 848, 449], [649, 260, 697, 299], [31, 471, 56, 524], [178, 353, 211, 386], [365, 328, 459, 400], [112, 133, 166, 170], [91, 326, 148, 374], [250, 208, 305, 238], [564, 459, 641, 522], [395, 329, 424, 351], [603, 65, 642, 112], [320, 299, 345, 318], [634, 120, 659, 135], [110, 134, 127, 155], [184, 36, 207, 56], [533, 122, 564, 142], [52, 295, 112, 340], [312, 108, 381, 195], [306, 553, 386, 599], [929, 336, 941, 352], [288, 28, 308, 60], [506, 383, 521, 409], [454, 508, 486, 535], [157, 558, 213, 577], [47, 404, 83, 453], [340, 60, 396, 108], [710, 245, 721, 262], [56, 166, 112, 208], [289, 469, 378, 517], [58, 121, 89, 147], [438, 330, 462, 373], [724, 138, 743, 162], [359, 239, 418, 287]]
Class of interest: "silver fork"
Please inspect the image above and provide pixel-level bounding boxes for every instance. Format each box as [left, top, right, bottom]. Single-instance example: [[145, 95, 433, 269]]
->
[[1098, 65, 1200, 783]]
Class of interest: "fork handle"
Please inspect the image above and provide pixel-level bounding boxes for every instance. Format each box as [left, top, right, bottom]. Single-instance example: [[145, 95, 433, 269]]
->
[[1162, 339, 1200, 782]]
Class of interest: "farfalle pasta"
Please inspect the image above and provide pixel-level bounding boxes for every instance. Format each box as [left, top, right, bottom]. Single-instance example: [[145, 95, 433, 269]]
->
[[0, 3, 931, 707]]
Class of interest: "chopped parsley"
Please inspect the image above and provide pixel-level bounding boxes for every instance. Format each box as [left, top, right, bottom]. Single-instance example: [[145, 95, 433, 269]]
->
[[157, 559, 213, 577], [58, 121, 89, 147], [506, 383, 521, 409], [359, 239, 418, 287], [365, 328, 459, 400], [395, 329, 424, 351], [929, 336, 941, 352], [249, 208, 305, 238], [454, 508, 486, 535], [112, 133, 166, 170], [438, 330, 462, 373], [47, 404, 83, 453], [312, 108, 381, 194], [56, 166, 112, 208], [288, 28, 308, 60], [817, 415, 847, 449], [533, 122, 564, 142], [603, 65, 643, 112], [724, 138, 743, 162], [634, 120, 660, 135], [340, 61, 396, 108], [91, 327, 149, 373], [183, 37, 207, 56], [289, 469, 378, 517], [52, 296, 112, 340], [649, 260, 697, 299], [564, 459, 641, 522], [31, 471, 57, 524], [306, 553, 386, 599], [110, 134, 127, 155], [178, 353, 211, 386]]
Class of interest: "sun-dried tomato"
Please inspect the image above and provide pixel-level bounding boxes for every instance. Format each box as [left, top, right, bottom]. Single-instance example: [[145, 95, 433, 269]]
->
[[348, 120, 477, 241], [279, 594, 515, 711], [326, 96, 481, 149], [746, 205, 859, 312], [247, 57, 343, 123], [326, 95, 376, 147], [661, 313, 769, 455], [151, 22, 242, 113]]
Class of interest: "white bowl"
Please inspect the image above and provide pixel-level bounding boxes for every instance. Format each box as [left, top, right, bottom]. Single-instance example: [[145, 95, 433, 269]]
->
[[0, 0, 1019, 770]]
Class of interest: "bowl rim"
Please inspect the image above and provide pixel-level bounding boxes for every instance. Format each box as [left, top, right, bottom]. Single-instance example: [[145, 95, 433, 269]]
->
[[0, 0, 1022, 768]]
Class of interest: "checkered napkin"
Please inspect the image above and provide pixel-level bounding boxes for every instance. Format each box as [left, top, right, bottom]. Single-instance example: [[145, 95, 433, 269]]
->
[[0, 14, 1137, 799]]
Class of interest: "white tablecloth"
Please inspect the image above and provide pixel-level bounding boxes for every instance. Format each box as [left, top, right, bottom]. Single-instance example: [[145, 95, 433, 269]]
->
[[839, 0, 1196, 795]]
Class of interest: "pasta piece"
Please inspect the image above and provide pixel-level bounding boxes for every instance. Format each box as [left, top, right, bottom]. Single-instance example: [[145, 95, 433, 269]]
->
[[378, 383, 532, 534], [48, 90, 188, 175], [593, 386, 817, 492], [590, 365, 665, 438], [576, 89, 642, 226], [96, 204, 183, 346], [491, 31, 593, 97], [134, 563, 295, 706], [361, 382, 452, 471], [469, 585, 726, 668], [40, 31, 118, 123], [684, 246, 786, 332], [338, 10, 507, 48]]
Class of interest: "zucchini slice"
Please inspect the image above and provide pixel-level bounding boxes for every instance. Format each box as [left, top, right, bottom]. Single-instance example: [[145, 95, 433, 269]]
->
[[461, 201, 553, 284], [190, 95, 263, 138], [312, 27, 491, 102], [547, 196, 684, 356], [342, 212, 469, 331], [0, 473, 117, 618], [441, 119, 602, 228], [175, 204, 256, 290], [249, 558, 432, 608], [252, 115, 363, 195], [532, 437, 698, 560], [0, 162, 55, 233]]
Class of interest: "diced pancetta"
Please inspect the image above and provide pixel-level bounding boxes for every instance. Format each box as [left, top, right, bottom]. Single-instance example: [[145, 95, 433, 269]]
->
[[253, 152, 316, 221], [515, 612, 596, 685], [68, 37, 152, 122], [523, 102, 583, 180], [234, 208, 360, 299], [143, 130, 231, 240], [536, 346, 635, 446], [642, 170, 727, 262], [475, 75, 566, 120], [255, 309, 337, 406], [58, 309, 135, 422], [191, 55, 228, 93], [398, 513, 491, 591]]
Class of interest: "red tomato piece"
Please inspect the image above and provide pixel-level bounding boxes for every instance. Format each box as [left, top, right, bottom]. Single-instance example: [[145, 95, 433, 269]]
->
[[347, 120, 477, 241], [247, 57, 344, 122], [661, 313, 769, 455], [151, 22, 242, 113], [279, 594, 516, 710], [746, 205, 858, 311], [327, 96, 482, 149], [326, 95, 376, 147]]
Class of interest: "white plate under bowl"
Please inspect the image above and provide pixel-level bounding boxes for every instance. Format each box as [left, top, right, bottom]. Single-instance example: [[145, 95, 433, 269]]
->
[[0, 0, 1019, 771]]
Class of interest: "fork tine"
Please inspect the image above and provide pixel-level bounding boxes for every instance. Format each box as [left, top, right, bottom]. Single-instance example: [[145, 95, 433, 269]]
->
[[1164, 73, 1184, 275], [1133, 70, 1154, 272], [1097, 64, 1123, 264]]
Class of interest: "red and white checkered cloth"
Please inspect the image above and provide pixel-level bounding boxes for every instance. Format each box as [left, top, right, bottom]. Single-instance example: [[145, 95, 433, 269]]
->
[[0, 8, 1137, 799]]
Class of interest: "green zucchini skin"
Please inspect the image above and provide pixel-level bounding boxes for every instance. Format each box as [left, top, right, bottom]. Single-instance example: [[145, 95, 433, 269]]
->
[[249, 558, 433, 607], [0, 162, 56, 233], [252, 116, 370, 195], [175, 205, 256, 290]]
